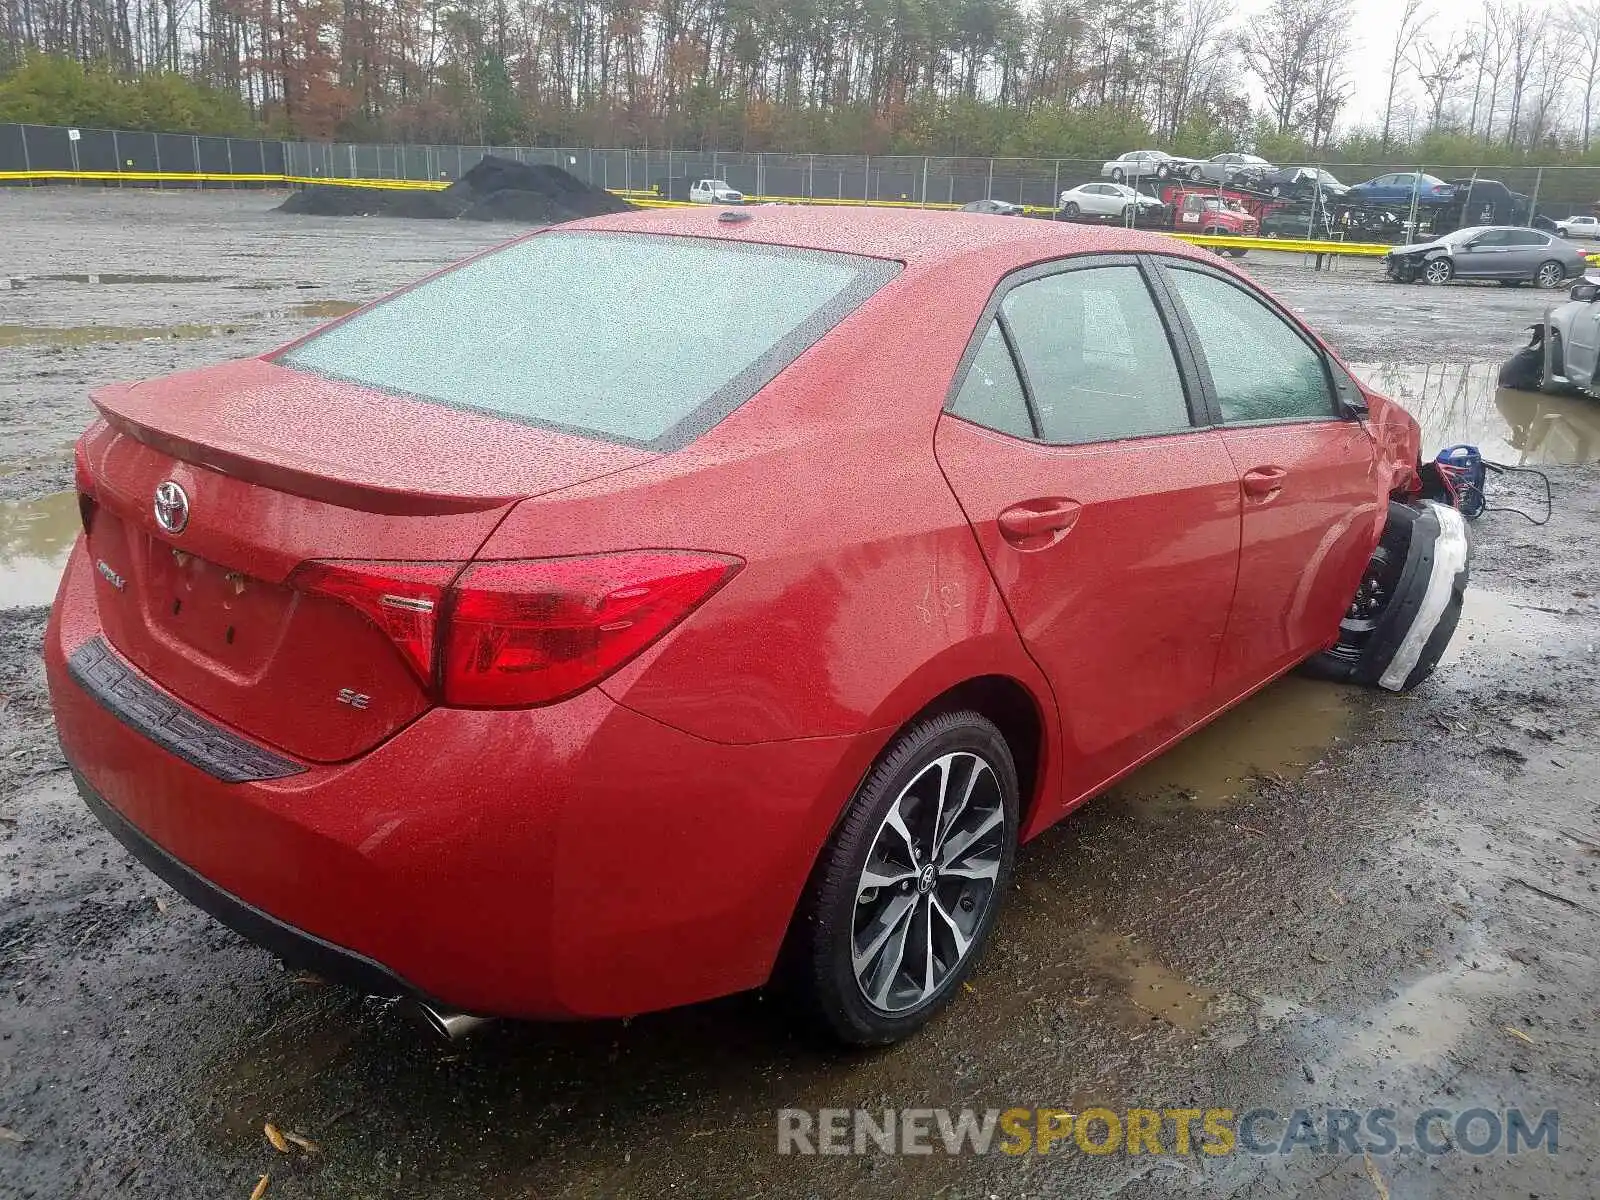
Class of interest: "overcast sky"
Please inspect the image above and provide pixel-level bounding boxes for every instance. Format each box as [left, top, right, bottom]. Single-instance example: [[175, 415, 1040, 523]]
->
[[1232, 0, 1560, 130]]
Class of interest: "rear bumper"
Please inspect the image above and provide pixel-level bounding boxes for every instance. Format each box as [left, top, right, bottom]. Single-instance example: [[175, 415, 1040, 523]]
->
[[73, 769, 421, 999], [48, 539, 882, 1019]]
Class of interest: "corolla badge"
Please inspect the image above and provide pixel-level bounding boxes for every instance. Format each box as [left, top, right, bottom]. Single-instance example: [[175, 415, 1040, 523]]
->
[[153, 480, 189, 534]]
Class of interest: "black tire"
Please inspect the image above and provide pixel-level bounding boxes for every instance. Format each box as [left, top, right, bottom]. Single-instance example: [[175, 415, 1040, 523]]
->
[[1302, 502, 1466, 690], [791, 710, 1019, 1046], [1422, 257, 1454, 284], [1535, 260, 1566, 289], [1062, 201, 1079, 218], [1156, 163, 1171, 179], [1187, 164, 1203, 181]]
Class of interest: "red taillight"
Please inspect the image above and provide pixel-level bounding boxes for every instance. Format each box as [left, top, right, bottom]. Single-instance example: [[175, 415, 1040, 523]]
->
[[74, 440, 97, 534], [289, 560, 463, 683], [441, 552, 740, 708], [290, 551, 739, 708]]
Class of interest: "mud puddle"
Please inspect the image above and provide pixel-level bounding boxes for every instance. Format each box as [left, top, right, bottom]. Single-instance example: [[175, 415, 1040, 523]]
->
[[0, 323, 234, 347], [1072, 929, 1218, 1032], [1107, 676, 1354, 813], [1352, 361, 1600, 465], [0, 490, 77, 608], [267, 299, 361, 319], [2, 273, 223, 288]]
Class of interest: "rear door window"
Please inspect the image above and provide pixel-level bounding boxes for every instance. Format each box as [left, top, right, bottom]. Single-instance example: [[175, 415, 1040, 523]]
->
[[949, 324, 1033, 439], [999, 265, 1193, 444], [278, 232, 899, 449]]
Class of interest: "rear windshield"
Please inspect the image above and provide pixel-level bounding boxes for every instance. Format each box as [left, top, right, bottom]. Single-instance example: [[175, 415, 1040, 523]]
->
[[277, 232, 898, 449]]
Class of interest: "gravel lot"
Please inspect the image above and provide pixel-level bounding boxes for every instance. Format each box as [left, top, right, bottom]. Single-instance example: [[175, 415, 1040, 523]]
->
[[1, 188, 1598, 1200]]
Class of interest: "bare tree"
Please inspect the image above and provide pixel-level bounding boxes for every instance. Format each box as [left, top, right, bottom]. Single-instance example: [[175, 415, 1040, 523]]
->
[[1565, 0, 1600, 149], [1238, 0, 1330, 134], [1522, 31, 1572, 145], [1501, 0, 1547, 144], [1158, 0, 1233, 142], [1302, 5, 1353, 151], [1380, 0, 1426, 150], [1409, 31, 1473, 131], [1468, 1, 1509, 141]]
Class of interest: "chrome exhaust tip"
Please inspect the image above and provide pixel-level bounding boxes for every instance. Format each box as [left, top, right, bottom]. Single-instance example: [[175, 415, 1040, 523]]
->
[[411, 1001, 493, 1041]]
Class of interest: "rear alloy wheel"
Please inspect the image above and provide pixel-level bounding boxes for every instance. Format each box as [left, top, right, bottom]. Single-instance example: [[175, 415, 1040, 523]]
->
[[1062, 201, 1079, 218], [793, 710, 1018, 1045], [1422, 257, 1454, 285], [1535, 260, 1566, 289]]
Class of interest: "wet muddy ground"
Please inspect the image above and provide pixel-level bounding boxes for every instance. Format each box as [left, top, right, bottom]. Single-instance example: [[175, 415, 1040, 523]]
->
[[2, 188, 1599, 1199]]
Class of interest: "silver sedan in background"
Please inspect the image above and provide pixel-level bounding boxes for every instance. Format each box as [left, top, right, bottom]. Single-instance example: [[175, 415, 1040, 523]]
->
[[1197, 152, 1273, 184], [1384, 225, 1593, 288]]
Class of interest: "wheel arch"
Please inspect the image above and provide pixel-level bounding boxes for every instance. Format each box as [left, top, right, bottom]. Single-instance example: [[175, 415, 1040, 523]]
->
[[838, 666, 1057, 847], [772, 669, 1055, 990], [902, 675, 1047, 833]]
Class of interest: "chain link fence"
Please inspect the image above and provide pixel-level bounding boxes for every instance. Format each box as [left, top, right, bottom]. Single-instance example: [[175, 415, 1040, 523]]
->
[[6, 122, 1600, 229]]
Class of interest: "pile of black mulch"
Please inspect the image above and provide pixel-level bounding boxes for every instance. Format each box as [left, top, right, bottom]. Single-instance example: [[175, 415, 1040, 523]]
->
[[277, 155, 636, 223]]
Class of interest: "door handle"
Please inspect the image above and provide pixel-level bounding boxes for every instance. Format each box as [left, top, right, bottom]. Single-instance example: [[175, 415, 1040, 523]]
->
[[1241, 465, 1287, 498], [998, 499, 1082, 546]]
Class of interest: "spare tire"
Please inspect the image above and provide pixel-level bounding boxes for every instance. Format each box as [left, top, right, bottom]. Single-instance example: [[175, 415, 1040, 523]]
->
[[1302, 501, 1470, 691]]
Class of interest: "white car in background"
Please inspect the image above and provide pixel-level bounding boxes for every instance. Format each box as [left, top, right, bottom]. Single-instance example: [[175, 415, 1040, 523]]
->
[[689, 179, 744, 204], [1558, 213, 1600, 239], [1099, 150, 1202, 183], [1058, 181, 1165, 220]]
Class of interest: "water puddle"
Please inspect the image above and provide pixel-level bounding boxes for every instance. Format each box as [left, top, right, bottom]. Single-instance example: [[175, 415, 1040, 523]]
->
[[271, 300, 361, 320], [1351, 362, 1600, 465], [0, 323, 232, 347], [1074, 930, 1217, 1032], [1108, 676, 1354, 813], [1, 272, 223, 287], [0, 491, 78, 608], [1440, 588, 1577, 671]]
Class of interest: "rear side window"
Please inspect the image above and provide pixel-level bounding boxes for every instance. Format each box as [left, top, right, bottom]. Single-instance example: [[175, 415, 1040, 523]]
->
[[1166, 268, 1334, 424], [1000, 266, 1191, 444], [278, 232, 898, 449], [950, 324, 1032, 438]]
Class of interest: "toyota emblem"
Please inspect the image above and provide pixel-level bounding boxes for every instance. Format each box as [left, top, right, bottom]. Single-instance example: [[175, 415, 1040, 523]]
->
[[153, 480, 190, 534]]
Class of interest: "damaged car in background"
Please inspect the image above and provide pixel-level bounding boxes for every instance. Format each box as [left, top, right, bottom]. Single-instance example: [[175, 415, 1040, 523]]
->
[[1384, 225, 1590, 288], [1499, 276, 1600, 394], [48, 209, 1470, 1050]]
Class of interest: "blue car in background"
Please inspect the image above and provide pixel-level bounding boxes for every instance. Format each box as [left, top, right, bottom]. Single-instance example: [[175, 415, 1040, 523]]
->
[[1347, 172, 1457, 206]]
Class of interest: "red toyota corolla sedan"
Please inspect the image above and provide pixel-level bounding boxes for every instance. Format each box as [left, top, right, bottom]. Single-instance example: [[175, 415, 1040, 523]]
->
[[47, 207, 1468, 1046]]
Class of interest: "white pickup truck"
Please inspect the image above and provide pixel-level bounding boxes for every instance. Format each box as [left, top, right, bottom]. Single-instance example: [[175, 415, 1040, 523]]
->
[[689, 178, 745, 204]]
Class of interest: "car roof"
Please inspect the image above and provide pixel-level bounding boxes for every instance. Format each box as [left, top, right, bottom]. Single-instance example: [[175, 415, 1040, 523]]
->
[[561, 205, 1214, 273]]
